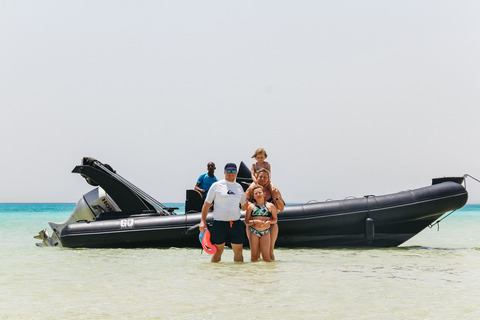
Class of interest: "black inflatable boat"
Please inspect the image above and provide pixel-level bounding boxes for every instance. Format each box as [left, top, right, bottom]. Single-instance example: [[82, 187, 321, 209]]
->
[[35, 157, 468, 248]]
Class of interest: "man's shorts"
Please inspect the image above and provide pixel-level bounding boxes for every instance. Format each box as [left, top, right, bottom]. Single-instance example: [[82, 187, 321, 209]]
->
[[211, 220, 245, 245]]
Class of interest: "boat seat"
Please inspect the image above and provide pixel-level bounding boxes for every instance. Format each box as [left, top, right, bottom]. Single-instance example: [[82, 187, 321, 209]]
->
[[185, 189, 204, 213]]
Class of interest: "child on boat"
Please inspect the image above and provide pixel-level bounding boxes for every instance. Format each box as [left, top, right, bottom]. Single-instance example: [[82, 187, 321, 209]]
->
[[251, 148, 271, 184]]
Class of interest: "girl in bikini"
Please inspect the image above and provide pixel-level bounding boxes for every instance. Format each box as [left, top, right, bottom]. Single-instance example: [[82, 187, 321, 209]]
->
[[245, 184, 278, 262], [251, 148, 271, 184], [245, 168, 284, 261]]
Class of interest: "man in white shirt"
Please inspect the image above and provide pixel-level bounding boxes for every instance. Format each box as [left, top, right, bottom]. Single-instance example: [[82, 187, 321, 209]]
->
[[199, 163, 248, 262]]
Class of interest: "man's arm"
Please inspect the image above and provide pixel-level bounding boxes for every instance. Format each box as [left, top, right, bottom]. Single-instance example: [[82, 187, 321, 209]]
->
[[194, 182, 205, 194], [199, 201, 212, 232], [240, 190, 248, 211]]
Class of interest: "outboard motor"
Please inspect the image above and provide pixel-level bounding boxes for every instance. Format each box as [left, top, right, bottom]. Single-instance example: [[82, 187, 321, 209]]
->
[[35, 156, 175, 247], [35, 187, 120, 247]]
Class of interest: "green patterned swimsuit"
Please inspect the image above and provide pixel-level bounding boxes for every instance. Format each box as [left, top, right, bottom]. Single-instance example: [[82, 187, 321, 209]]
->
[[249, 204, 272, 238]]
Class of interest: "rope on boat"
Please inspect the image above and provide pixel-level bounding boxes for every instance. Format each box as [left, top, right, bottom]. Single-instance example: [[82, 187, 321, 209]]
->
[[463, 174, 480, 189], [94, 161, 174, 215], [308, 195, 372, 203], [428, 209, 457, 231]]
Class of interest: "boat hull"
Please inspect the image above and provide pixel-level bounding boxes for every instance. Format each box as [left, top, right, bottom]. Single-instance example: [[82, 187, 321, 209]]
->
[[58, 181, 468, 248]]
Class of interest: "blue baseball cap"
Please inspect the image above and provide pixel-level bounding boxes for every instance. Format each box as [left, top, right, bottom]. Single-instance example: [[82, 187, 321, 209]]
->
[[224, 163, 237, 170]]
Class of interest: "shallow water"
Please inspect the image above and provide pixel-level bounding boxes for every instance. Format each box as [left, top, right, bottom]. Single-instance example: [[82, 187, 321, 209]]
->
[[1, 204, 479, 319]]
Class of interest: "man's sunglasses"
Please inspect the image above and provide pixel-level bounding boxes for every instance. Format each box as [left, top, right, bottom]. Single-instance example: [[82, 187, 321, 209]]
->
[[226, 170, 237, 174]]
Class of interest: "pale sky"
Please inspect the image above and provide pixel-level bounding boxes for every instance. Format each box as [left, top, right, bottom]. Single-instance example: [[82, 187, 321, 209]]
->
[[1, 1, 480, 204]]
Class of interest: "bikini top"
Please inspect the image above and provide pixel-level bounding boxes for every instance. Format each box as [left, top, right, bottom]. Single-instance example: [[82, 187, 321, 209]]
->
[[253, 162, 269, 173], [251, 204, 272, 217]]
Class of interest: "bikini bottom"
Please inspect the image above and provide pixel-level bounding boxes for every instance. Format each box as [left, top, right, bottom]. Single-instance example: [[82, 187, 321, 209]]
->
[[249, 226, 271, 238]]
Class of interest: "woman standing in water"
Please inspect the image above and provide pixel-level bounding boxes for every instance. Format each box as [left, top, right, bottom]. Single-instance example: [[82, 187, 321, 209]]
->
[[245, 168, 284, 260], [244, 184, 278, 262]]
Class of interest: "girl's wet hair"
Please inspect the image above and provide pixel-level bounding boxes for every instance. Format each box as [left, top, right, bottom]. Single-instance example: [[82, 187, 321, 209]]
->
[[251, 184, 265, 193], [251, 148, 268, 159]]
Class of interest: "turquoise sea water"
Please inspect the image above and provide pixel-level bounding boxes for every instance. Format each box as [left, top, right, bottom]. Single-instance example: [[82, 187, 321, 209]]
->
[[1, 203, 479, 319]]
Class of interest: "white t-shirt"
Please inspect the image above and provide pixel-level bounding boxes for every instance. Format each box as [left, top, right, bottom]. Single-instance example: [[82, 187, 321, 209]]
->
[[205, 179, 247, 221]]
